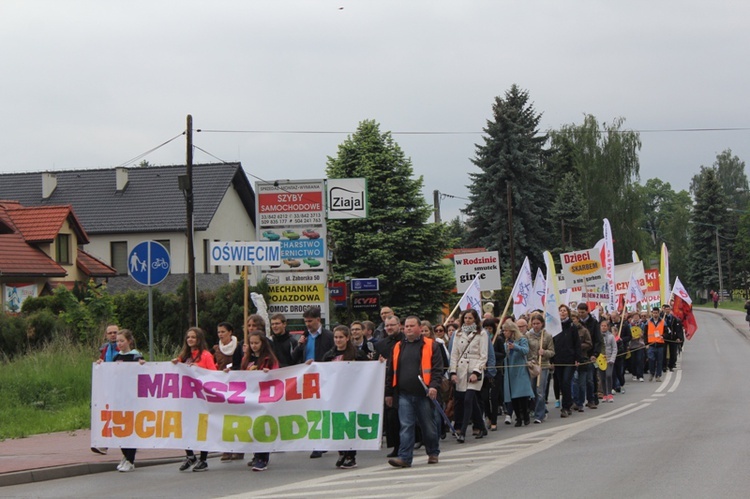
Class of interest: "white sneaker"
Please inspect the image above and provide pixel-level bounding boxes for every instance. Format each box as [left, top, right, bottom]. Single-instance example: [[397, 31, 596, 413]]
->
[[116, 457, 127, 471], [632, 376, 637, 381], [504, 415, 512, 425], [119, 461, 135, 472]]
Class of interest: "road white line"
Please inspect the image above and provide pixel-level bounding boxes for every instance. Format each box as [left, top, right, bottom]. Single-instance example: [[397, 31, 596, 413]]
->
[[655, 371, 672, 393], [668, 369, 682, 392]]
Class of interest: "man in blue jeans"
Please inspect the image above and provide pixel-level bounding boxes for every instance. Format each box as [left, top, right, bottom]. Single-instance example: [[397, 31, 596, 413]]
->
[[385, 316, 444, 467]]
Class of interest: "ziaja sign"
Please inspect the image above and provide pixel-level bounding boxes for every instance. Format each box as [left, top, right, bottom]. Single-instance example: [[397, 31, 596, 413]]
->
[[326, 178, 368, 219]]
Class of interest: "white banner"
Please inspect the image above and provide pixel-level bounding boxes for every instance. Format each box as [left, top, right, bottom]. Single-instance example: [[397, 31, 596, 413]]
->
[[91, 362, 384, 452], [210, 241, 282, 266], [454, 251, 502, 293], [614, 261, 647, 296]]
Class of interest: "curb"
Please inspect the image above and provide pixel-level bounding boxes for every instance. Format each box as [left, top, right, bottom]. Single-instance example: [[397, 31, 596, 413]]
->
[[0, 457, 183, 488], [698, 308, 750, 341]]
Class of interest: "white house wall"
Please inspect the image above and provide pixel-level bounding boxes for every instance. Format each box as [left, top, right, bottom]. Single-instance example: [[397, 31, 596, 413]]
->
[[81, 184, 255, 282]]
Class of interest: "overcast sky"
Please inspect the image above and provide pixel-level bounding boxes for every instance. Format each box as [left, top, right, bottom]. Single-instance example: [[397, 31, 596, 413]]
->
[[2, 0, 749, 221]]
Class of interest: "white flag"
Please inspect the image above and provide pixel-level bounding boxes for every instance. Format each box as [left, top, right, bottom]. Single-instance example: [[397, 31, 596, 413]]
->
[[528, 268, 546, 313], [250, 292, 271, 336], [543, 251, 562, 336], [672, 276, 692, 305], [603, 219, 617, 312], [627, 272, 646, 306], [511, 257, 534, 318], [457, 273, 482, 313]]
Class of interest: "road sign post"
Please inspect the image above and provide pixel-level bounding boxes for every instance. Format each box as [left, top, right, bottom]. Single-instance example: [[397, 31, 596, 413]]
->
[[129, 241, 171, 360]]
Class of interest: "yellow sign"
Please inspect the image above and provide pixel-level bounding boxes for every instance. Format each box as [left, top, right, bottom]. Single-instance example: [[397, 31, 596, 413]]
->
[[268, 284, 325, 304], [570, 260, 601, 275]]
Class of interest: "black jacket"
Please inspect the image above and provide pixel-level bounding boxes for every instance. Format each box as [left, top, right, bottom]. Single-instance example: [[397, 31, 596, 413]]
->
[[270, 331, 298, 367], [384, 336, 444, 397], [321, 346, 368, 362], [292, 328, 335, 363], [580, 314, 602, 357], [374, 331, 405, 360], [553, 318, 582, 364]]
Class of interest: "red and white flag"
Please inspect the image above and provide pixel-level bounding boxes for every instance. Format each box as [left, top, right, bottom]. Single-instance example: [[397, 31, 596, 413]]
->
[[457, 273, 482, 313], [671, 277, 698, 340], [528, 268, 546, 313], [671, 276, 692, 305], [511, 257, 533, 318]]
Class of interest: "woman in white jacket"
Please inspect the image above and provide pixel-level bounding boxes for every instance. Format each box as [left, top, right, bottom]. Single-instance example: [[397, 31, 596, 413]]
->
[[449, 309, 488, 443]]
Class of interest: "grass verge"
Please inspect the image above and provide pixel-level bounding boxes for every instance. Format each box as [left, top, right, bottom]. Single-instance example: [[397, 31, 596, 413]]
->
[[0, 337, 94, 440]]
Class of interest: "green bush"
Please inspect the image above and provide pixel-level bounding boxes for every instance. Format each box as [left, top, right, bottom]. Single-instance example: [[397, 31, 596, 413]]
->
[[0, 313, 28, 359], [25, 309, 62, 345]]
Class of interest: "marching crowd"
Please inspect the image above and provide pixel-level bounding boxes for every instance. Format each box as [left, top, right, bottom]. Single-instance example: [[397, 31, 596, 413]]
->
[[94, 302, 685, 473]]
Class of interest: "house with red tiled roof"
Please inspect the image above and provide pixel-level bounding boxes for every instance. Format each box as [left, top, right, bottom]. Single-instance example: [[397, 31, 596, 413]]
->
[[0, 163, 256, 293], [0, 201, 115, 312]]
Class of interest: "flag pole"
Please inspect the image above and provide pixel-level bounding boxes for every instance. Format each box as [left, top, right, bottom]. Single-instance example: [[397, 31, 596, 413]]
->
[[492, 294, 514, 345], [443, 301, 462, 327]]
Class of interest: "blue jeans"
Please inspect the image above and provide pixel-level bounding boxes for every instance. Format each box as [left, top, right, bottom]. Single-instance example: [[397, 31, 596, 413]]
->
[[532, 369, 550, 420], [573, 368, 589, 407], [648, 345, 664, 378], [398, 393, 439, 463]]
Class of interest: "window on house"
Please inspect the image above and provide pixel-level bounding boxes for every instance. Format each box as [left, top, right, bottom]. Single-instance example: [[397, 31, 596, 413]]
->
[[155, 239, 171, 254], [203, 239, 220, 274], [55, 234, 71, 264], [110, 241, 128, 275]]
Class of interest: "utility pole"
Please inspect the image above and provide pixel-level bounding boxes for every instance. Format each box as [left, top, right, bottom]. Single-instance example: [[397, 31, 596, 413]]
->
[[507, 181, 515, 281], [186, 114, 197, 327], [715, 227, 723, 303], [433, 190, 441, 224]]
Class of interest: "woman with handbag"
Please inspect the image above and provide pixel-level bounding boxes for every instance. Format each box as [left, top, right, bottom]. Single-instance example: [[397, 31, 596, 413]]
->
[[449, 309, 488, 442], [502, 320, 534, 426]]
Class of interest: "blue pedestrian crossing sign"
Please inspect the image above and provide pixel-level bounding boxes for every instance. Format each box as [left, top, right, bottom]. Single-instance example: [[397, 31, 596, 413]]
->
[[129, 241, 171, 286]]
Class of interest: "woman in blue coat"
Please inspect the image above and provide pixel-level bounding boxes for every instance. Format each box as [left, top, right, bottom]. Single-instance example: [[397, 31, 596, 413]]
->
[[502, 320, 534, 426]]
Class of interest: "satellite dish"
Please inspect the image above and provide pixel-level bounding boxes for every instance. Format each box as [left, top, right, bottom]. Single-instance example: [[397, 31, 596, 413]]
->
[[481, 290, 493, 299]]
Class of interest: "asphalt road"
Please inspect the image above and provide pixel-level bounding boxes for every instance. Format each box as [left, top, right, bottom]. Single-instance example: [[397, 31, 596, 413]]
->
[[4, 309, 747, 499]]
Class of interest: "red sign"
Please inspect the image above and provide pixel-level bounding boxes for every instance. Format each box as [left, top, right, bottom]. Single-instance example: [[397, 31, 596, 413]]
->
[[329, 281, 347, 302]]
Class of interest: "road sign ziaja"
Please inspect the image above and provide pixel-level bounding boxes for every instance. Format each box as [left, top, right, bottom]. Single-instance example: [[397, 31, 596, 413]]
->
[[209, 241, 281, 266], [129, 241, 170, 286], [351, 278, 379, 292]]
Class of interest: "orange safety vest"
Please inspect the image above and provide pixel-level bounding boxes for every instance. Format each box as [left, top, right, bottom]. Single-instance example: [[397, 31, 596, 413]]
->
[[647, 320, 665, 345], [391, 337, 433, 387]]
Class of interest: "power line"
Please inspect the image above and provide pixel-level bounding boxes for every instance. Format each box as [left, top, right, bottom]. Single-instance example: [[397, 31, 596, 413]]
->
[[196, 127, 750, 136], [115, 132, 185, 167]]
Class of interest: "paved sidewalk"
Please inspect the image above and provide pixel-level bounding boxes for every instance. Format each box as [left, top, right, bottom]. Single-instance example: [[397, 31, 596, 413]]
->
[[0, 429, 184, 487], [1, 306, 747, 488]]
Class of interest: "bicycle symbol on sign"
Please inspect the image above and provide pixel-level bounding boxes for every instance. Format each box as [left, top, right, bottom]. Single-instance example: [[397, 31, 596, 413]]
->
[[152, 258, 169, 270]]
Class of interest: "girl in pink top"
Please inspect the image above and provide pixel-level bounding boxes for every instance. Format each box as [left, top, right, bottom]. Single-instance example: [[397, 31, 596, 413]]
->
[[172, 327, 216, 471]]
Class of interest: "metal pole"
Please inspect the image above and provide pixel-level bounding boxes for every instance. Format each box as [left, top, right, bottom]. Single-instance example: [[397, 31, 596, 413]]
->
[[148, 286, 154, 361], [507, 181, 515, 281], [716, 227, 724, 302], [186, 115, 197, 327]]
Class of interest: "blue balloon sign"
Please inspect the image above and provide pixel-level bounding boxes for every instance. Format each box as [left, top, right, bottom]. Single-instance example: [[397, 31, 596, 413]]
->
[[128, 241, 171, 286]]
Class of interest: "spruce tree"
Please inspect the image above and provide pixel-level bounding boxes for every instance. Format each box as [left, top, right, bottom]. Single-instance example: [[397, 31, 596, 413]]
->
[[326, 120, 454, 320], [463, 84, 552, 274], [689, 168, 728, 291]]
